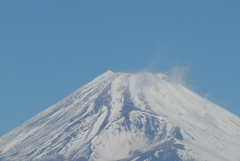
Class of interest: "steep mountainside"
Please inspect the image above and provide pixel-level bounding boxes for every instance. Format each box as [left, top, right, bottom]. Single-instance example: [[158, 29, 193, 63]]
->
[[0, 71, 240, 161]]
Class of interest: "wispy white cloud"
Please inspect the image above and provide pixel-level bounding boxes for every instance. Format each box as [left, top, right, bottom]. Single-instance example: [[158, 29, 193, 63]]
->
[[138, 44, 171, 73], [138, 59, 160, 73], [166, 65, 191, 88]]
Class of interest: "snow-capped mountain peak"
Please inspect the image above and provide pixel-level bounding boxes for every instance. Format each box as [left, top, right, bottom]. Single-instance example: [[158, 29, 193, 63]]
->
[[0, 71, 239, 161]]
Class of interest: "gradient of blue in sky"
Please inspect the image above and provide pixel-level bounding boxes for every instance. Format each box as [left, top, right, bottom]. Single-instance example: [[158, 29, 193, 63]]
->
[[1, 1, 240, 135]]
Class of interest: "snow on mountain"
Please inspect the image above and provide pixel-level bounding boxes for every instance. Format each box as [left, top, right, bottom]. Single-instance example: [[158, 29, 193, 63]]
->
[[0, 71, 240, 161]]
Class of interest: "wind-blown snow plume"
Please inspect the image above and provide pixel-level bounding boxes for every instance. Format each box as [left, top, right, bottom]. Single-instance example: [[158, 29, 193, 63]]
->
[[167, 65, 190, 87]]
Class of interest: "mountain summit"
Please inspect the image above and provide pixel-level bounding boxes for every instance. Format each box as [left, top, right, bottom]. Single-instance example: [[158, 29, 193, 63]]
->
[[0, 71, 240, 161]]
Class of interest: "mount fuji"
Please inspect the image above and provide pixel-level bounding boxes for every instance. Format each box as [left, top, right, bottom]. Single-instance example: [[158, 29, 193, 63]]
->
[[0, 71, 240, 161]]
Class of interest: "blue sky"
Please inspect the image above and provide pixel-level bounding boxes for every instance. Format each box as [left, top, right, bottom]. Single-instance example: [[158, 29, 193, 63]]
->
[[1, 1, 240, 136]]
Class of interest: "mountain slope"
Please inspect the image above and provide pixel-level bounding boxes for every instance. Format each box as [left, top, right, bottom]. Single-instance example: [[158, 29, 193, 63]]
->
[[0, 71, 240, 161]]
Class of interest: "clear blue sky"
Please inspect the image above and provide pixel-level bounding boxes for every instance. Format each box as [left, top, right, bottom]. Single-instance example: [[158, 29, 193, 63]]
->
[[1, 1, 240, 136]]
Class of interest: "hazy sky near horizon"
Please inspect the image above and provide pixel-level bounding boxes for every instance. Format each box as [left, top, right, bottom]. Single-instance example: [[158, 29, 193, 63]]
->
[[1, 1, 240, 136]]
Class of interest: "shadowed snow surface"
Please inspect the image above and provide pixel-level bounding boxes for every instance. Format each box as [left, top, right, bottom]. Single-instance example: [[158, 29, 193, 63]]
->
[[0, 71, 240, 161]]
